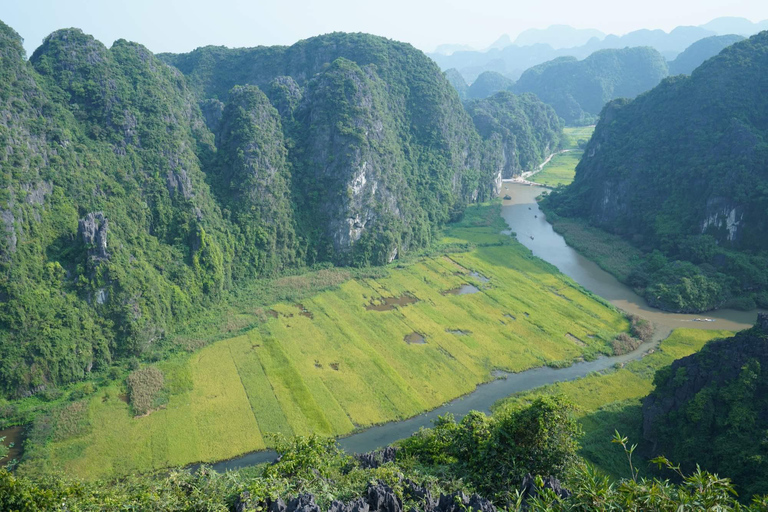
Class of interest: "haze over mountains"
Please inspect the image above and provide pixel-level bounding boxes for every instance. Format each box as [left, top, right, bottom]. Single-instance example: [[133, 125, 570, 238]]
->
[[431, 16, 768, 82]]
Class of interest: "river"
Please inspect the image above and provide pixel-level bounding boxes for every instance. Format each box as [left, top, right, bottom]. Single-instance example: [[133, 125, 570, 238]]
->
[[206, 183, 761, 472]]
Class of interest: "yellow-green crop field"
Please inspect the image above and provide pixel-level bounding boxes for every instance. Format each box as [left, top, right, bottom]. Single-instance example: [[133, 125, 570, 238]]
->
[[43, 204, 629, 478], [534, 126, 595, 188]]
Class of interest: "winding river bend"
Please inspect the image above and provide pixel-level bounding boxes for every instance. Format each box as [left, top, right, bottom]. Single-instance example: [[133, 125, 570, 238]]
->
[[207, 183, 761, 473]]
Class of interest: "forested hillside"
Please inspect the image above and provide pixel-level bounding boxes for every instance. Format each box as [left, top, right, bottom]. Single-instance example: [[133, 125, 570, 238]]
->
[[545, 31, 768, 312], [465, 71, 514, 99], [0, 21, 563, 397], [643, 315, 768, 497], [668, 34, 745, 75], [512, 47, 669, 125], [466, 92, 562, 178]]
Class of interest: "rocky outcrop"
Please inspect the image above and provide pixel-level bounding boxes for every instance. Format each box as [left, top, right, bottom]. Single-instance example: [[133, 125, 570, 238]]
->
[[519, 473, 571, 503], [235, 481, 497, 512], [268, 76, 303, 119], [354, 446, 398, 469], [78, 212, 109, 261], [294, 58, 407, 262]]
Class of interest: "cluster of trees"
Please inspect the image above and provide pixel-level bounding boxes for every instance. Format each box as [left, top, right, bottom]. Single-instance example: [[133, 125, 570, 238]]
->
[[545, 32, 768, 312], [643, 323, 768, 498]]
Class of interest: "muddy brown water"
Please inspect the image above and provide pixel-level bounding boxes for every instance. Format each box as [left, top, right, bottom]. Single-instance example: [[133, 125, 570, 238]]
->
[[500, 183, 763, 339], [0, 425, 25, 463], [365, 294, 419, 311], [404, 332, 427, 344], [198, 183, 762, 473]]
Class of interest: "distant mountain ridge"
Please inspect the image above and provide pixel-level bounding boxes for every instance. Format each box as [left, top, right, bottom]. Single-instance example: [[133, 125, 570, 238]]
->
[[511, 46, 669, 125], [432, 17, 766, 83]]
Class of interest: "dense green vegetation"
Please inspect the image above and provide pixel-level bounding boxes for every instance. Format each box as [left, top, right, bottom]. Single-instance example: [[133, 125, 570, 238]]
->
[[444, 68, 468, 100], [12, 203, 628, 479], [0, 19, 564, 398], [466, 71, 514, 99], [668, 34, 745, 75], [643, 320, 768, 498], [466, 92, 563, 178], [512, 47, 669, 125], [544, 31, 768, 312]]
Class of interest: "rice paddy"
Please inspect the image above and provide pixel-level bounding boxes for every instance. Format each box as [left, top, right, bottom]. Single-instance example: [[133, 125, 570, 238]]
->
[[534, 126, 595, 188], [43, 203, 629, 479]]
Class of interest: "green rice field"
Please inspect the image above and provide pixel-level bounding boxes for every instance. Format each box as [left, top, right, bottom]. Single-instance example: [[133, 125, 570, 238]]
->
[[42, 203, 629, 478], [534, 126, 595, 187]]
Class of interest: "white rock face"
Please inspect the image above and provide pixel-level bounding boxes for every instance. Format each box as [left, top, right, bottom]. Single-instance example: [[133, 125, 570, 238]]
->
[[701, 201, 744, 242]]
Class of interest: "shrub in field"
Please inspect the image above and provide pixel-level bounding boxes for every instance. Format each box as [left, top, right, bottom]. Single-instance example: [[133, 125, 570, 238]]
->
[[628, 314, 654, 343], [611, 333, 641, 356], [127, 367, 164, 416]]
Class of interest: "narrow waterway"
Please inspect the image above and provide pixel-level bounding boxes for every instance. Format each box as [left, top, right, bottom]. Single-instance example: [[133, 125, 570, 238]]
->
[[500, 183, 761, 337], [205, 183, 761, 473]]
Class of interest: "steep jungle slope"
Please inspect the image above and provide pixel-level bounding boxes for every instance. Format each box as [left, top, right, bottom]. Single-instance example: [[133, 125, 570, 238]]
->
[[161, 33, 501, 265], [0, 23, 234, 397], [466, 92, 563, 178], [545, 31, 768, 313], [512, 47, 669, 125], [642, 314, 768, 497]]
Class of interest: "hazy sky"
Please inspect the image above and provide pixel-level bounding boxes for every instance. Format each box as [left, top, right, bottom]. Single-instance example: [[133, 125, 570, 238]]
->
[[2, 0, 767, 57]]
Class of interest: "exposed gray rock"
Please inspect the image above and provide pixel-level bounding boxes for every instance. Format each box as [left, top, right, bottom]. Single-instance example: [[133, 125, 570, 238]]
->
[[78, 212, 109, 260], [167, 167, 193, 200], [22, 181, 52, 205], [355, 446, 398, 469], [759, 312, 768, 331], [1, 209, 17, 254], [287, 494, 321, 512], [520, 473, 571, 505], [366, 483, 402, 512], [199, 98, 224, 131]]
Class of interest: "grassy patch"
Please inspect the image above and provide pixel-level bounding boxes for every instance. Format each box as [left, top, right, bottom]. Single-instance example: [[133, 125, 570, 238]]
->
[[493, 328, 734, 477], [534, 151, 583, 188], [562, 126, 595, 150], [533, 126, 594, 188], [35, 202, 630, 479], [542, 214, 644, 282]]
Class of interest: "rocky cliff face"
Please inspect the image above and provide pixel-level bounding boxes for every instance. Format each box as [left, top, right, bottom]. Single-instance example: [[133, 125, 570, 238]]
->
[[293, 59, 410, 263], [215, 85, 298, 272]]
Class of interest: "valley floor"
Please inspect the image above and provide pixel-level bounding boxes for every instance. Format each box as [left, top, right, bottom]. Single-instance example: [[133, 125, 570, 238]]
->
[[34, 204, 629, 478], [529, 126, 594, 188]]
